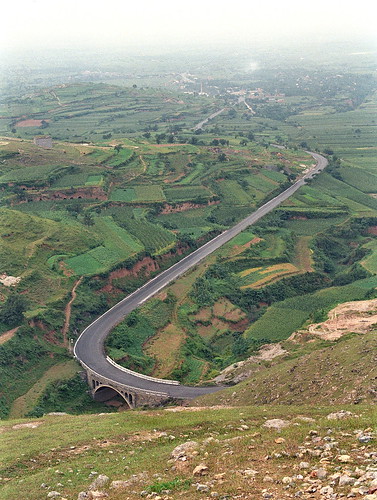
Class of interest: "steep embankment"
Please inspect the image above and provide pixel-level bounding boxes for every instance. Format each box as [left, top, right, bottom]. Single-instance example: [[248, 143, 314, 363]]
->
[[194, 331, 377, 407], [0, 405, 375, 500]]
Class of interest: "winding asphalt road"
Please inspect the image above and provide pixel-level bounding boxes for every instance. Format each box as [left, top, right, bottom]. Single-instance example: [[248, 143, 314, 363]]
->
[[74, 151, 328, 399]]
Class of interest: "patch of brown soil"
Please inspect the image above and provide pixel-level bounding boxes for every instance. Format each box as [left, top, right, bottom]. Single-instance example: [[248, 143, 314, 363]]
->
[[98, 283, 123, 296], [109, 257, 159, 281], [16, 119, 49, 127], [0, 327, 19, 345], [304, 298, 377, 340], [156, 291, 168, 301], [367, 225, 377, 235], [59, 261, 74, 277], [231, 237, 262, 256], [192, 307, 212, 322], [198, 318, 229, 338], [145, 323, 184, 378], [213, 298, 246, 322], [163, 172, 186, 184], [228, 317, 249, 331], [30, 319, 63, 346]]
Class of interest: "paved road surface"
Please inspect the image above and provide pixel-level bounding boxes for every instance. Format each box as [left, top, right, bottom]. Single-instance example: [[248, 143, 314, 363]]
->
[[193, 108, 227, 131], [74, 151, 328, 399]]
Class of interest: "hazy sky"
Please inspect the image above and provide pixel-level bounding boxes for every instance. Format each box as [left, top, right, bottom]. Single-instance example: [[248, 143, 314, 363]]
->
[[3, 0, 376, 52]]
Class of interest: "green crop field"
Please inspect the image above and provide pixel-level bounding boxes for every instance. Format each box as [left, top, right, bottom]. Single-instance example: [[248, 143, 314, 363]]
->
[[134, 185, 165, 202], [85, 174, 104, 186], [109, 188, 136, 202], [164, 185, 212, 202], [65, 216, 143, 275], [51, 171, 89, 188], [123, 218, 175, 255], [216, 180, 252, 205], [0, 165, 71, 185], [245, 276, 377, 342]]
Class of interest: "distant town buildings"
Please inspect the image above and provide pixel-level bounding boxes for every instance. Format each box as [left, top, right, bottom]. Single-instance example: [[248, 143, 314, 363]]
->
[[33, 135, 53, 149]]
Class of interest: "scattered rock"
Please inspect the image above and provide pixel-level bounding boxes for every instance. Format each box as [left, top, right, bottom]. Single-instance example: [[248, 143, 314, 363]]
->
[[196, 483, 210, 492], [12, 421, 44, 430], [339, 474, 355, 487], [319, 485, 334, 496], [299, 462, 309, 469], [89, 492, 108, 499], [89, 474, 110, 490], [171, 441, 199, 460], [243, 469, 258, 477], [275, 437, 286, 444], [327, 410, 355, 420], [193, 464, 208, 476], [47, 492, 61, 498], [110, 480, 129, 489], [263, 419, 290, 430], [337, 455, 352, 463], [359, 434, 372, 444], [314, 468, 327, 480], [282, 476, 293, 484]]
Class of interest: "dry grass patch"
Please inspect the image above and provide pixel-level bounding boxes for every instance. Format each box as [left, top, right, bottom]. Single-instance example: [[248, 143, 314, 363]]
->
[[241, 263, 299, 289], [145, 323, 185, 378], [294, 236, 314, 272], [0, 327, 19, 346], [213, 298, 246, 322]]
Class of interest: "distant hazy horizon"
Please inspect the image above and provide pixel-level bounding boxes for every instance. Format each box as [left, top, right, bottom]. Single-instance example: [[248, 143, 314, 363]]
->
[[3, 0, 376, 55]]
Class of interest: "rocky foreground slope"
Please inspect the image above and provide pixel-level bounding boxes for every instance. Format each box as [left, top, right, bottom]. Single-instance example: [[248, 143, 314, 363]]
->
[[0, 405, 376, 500]]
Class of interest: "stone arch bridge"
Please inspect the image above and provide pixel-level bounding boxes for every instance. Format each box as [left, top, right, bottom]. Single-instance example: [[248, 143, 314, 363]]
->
[[83, 362, 174, 409]]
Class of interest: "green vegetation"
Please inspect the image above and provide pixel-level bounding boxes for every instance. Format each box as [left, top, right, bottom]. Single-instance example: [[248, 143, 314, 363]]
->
[[65, 217, 143, 275], [164, 185, 212, 202], [197, 331, 377, 407], [0, 44, 376, 416]]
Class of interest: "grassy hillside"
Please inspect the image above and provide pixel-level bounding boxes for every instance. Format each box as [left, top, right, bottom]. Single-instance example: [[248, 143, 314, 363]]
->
[[0, 404, 375, 500], [194, 330, 377, 407]]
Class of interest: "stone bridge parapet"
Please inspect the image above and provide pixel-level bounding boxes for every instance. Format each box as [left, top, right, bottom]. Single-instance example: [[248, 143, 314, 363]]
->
[[81, 362, 172, 409]]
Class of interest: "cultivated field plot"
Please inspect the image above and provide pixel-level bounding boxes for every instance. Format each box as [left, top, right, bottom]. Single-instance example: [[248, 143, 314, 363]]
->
[[157, 206, 218, 237], [110, 184, 165, 202], [0, 165, 71, 185], [239, 263, 300, 289], [216, 180, 253, 205], [64, 216, 143, 275], [122, 218, 176, 255], [164, 185, 213, 202]]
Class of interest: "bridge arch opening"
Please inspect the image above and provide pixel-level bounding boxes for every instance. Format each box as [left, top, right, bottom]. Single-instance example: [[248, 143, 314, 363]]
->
[[93, 385, 133, 408]]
